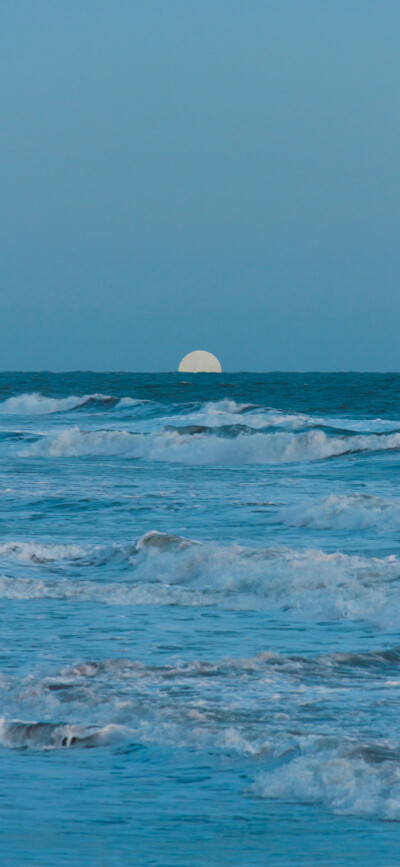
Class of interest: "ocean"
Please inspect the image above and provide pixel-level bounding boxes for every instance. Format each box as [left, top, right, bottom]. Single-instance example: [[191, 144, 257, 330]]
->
[[1, 371, 400, 866]]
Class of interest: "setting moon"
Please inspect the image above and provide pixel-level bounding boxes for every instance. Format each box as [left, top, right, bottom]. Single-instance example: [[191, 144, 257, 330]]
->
[[178, 350, 222, 373]]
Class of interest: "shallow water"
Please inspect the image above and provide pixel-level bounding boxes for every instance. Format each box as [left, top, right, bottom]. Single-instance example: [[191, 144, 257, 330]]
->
[[1, 372, 400, 865]]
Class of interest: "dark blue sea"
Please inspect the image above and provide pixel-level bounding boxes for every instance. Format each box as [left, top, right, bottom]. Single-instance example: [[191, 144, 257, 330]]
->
[[1, 372, 400, 866]]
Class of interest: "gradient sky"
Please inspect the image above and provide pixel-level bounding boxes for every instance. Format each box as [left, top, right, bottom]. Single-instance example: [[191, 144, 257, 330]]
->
[[1, 1, 400, 371]]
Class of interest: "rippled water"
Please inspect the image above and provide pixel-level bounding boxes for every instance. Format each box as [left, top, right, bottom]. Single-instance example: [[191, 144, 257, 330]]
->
[[1, 372, 400, 865]]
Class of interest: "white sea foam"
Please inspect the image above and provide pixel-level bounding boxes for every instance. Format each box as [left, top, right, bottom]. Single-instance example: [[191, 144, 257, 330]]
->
[[0, 392, 113, 415], [1, 645, 399, 830], [322, 416, 400, 434], [0, 540, 86, 563], [116, 397, 150, 409], [3, 650, 400, 827], [0, 538, 138, 567], [3, 392, 400, 441], [154, 400, 314, 433], [1, 532, 399, 625], [0, 392, 316, 430], [179, 400, 312, 429], [0, 718, 127, 749], [20, 425, 400, 464], [281, 493, 400, 531], [256, 735, 400, 820], [0, 574, 211, 607]]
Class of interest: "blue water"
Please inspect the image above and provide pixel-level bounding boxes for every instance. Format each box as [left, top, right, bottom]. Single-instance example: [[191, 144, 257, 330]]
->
[[1, 372, 400, 865]]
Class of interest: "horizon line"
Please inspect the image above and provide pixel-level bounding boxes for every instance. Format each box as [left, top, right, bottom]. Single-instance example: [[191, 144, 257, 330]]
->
[[1, 369, 399, 376]]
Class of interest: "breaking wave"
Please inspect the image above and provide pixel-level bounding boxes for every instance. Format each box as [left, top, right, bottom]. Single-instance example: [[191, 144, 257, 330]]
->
[[0, 531, 195, 567], [280, 493, 400, 531], [0, 719, 127, 750], [163, 400, 314, 432], [0, 539, 137, 566], [1, 531, 400, 625], [0, 392, 340, 435], [18, 425, 400, 463], [256, 735, 400, 820], [2, 641, 400, 827], [3, 645, 400, 824], [0, 392, 118, 415]]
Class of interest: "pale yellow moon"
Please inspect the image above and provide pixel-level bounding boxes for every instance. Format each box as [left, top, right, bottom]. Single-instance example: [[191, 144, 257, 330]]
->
[[178, 350, 222, 373]]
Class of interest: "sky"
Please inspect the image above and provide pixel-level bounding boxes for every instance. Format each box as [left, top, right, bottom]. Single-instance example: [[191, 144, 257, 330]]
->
[[1, 0, 400, 371]]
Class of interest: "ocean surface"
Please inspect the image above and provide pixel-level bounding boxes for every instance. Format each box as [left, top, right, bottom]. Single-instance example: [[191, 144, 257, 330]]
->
[[1, 372, 400, 866]]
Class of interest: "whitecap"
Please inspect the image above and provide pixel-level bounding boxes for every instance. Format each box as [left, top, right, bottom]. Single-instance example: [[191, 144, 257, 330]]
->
[[256, 735, 400, 820], [20, 425, 400, 464], [0, 718, 128, 750], [1, 534, 399, 626], [0, 392, 112, 415], [281, 493, 400, 532]]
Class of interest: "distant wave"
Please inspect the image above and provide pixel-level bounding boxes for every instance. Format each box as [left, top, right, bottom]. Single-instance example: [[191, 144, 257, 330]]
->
[[0, 393, 312, 429], [165, 400, 314, 431], [280, 492, 400, 531], [19, 424, 400, 464], [1, 531, 399, 626], [3, 391, 400, 443], [0, 392, 119, 415]]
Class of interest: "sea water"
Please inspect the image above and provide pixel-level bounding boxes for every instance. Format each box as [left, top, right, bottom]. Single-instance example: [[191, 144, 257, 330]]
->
[[0, 372, 400, 866]]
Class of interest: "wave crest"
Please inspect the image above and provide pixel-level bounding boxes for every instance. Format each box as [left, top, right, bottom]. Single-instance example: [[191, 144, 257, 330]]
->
[[1, 533, 399, 625], [0, 392, 116, 415], [280, 493, 400, 531], [256, 736, 400, 820], [19, 425, 400, 463], [0, 718, 127, 749]]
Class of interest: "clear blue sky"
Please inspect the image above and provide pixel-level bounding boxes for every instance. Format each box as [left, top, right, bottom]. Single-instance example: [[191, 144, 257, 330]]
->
[[1, 0, 400, 371]]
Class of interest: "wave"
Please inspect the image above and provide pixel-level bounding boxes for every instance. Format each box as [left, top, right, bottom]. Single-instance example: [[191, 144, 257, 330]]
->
[[0, 539, 138, 566], [55, 645, 400, 682], [280, 493, 400, 531], [325, 645, 400, 672], [3, 646, 400, 825], [0, 718, 127, 750], [0, 392, 119, 415], [2, 644, 400, 828], [1, 531, 399, 625], [319, 416, 400, 434], [0, 532, 197, 567], [256, 735, 400, 820], [3, 392, 400, 443], [0, 392, 328, 434], [19, 424, 400, 464], [166, 400, 314, 431], [0, 394, 259, 421]]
